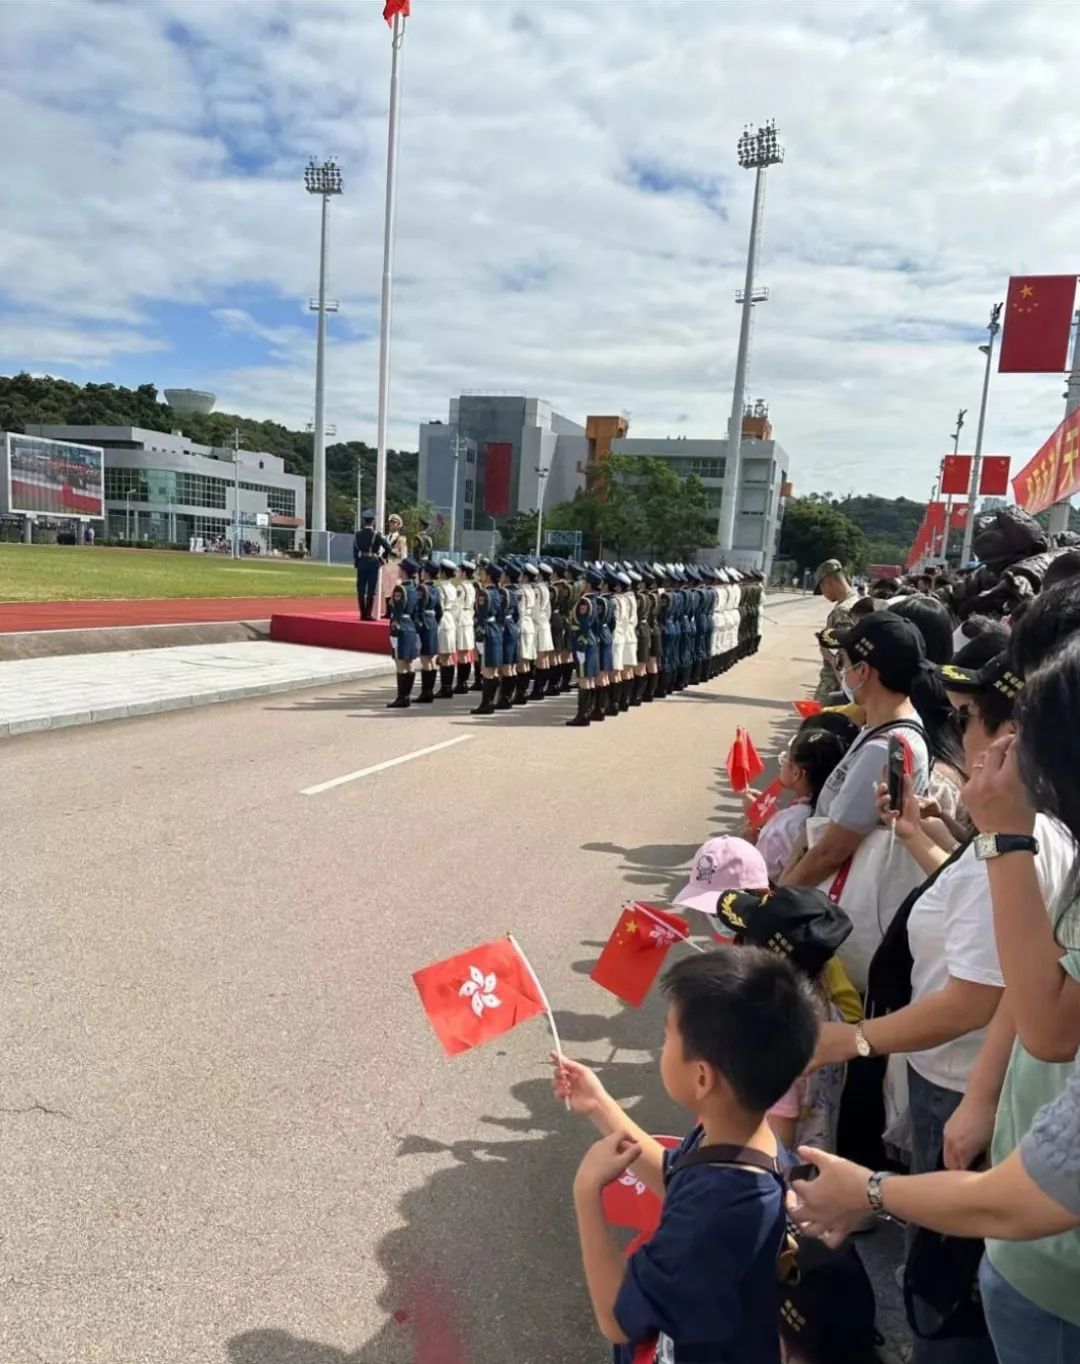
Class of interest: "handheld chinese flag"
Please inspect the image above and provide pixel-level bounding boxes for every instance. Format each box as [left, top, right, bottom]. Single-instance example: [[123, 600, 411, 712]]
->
[[999, 275, 1076, 374], [793, 699, 823, 718], [979, 456, 1011, 496], [726, 726, 764, 793], [590, 903, 691, 1007], [413, 937, 545, 1056], [383, 0, 410, 23], [747, 777, 784, 831]]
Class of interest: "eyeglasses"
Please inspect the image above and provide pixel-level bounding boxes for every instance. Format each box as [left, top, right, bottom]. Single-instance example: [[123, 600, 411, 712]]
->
[[954, 705, 976, 732]]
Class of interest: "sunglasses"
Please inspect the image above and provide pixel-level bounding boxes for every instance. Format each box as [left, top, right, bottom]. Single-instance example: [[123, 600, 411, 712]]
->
[[953, 705, 978, 732]]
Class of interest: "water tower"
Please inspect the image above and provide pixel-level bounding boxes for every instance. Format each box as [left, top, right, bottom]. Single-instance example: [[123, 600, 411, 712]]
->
[[164, 388, 216, 415]]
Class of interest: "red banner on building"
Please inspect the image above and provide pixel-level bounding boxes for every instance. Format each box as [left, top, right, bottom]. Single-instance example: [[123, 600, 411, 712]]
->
[[940, 455, 972, 497], [1012, 408, 1080, 516], [979, 456, 1011, 495], [483, 442, 512, 516]]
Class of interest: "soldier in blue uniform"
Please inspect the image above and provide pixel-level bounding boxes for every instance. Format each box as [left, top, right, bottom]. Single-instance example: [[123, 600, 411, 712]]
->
[[353, 510, 391, 620], [566, 564, 603, 727], [386, 557, 421, 709], [415, 559, 442, 704], [498, 560, 521, 709], [470, 559, 505, 716]]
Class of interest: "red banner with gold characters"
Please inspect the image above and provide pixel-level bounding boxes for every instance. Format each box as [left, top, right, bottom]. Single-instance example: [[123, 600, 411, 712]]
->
[[1012, 408, 1080, 516]]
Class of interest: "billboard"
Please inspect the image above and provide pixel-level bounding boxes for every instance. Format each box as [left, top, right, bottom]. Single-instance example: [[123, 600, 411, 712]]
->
[[6, 433, 104, 517]]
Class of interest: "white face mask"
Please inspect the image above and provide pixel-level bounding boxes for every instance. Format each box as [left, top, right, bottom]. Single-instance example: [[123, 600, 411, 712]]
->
[[839, 666, 861, 703]]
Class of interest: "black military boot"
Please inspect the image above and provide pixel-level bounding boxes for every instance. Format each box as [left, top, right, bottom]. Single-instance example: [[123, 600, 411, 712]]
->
[[529, 667, 548, 702], [631, 674, 647, 705], [471, 678, 498, 715], [617, 679, 630, 713], [417, 669, 436, 703], [513, 671, 530, 705], [496, 677, 515, 710], [545, 665, 562, 698], [454, 661, 471, 694], [385, 672, 411, 709], [470, 657, 484, 691], [437, 665, 456, 699], [591, 685, 607, 722], [644, 672, 658, 702], [606, 684, 620, 718], [565, 687, 591, 727]]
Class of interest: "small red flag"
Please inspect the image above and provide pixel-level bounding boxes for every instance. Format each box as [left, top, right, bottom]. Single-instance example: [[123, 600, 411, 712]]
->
[[602, 1134, 681, 1257], [383, 0, 410, 24], [979, 456, 1011, 496], [793, 699, 823, 717], [999, 275, 1076, 374], [746, 777, 784, 831], [726, 726, 764, 793], [590, 904, 690, 1007], [413, 938, 545, 1056], [940, 455, 972, 497]]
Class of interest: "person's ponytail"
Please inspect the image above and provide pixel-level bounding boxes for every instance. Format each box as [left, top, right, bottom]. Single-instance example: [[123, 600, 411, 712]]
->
[[910, 662, 966, 775]]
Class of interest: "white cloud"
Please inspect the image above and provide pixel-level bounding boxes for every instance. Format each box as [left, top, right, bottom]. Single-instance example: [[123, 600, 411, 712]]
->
[[0, 0, 1079, 499]]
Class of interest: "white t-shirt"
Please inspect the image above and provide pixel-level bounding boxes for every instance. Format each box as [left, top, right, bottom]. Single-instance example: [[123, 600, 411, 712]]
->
[[757, 802, 811, 883], [907, 815, 1075, 1092]]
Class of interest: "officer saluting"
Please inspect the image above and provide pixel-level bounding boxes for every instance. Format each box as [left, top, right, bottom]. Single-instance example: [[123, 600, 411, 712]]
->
[[353, 510, 391, 621]]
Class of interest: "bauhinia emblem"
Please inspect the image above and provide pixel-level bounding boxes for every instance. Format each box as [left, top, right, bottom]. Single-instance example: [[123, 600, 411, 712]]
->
[[459, 965, 501, 1018]]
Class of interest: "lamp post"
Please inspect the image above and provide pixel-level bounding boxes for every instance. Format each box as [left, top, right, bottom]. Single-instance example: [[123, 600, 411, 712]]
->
[[232, 427, 242, 559], [719, 120, 783, 557], [535, 462, 551, 558], [304, 157, 343, 546], [449, 432, 466, 554], [1047, 312, 1080, 538], [960, 305, 1003, 566], [942, 408, 966, 560]]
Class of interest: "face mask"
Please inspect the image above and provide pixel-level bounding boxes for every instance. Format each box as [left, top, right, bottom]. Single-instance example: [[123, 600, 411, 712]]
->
[[840, 668, 860, 703]]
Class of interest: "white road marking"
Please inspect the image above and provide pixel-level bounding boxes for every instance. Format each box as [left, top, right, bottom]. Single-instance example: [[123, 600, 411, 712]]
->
[[301, 734, 474, 795]]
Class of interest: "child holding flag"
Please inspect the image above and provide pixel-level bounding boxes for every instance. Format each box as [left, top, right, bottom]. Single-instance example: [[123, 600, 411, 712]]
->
[[555, 951, 819, 1364]]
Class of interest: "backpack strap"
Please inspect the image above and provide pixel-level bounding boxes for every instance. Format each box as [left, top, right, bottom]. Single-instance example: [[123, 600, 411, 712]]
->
[[668, 1142, 781, 1179]]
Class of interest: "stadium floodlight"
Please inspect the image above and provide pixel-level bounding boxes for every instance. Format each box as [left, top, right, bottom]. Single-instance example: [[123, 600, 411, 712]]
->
[[304, 158, 344, 542], [720, 122, 784, 561]]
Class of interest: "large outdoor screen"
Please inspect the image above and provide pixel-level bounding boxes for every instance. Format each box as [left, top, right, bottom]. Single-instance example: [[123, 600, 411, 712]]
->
[[6, 433, 105, 517]]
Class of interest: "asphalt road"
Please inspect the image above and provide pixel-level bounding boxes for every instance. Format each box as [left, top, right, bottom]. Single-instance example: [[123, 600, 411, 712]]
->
[[2, 595, 832, 1364]]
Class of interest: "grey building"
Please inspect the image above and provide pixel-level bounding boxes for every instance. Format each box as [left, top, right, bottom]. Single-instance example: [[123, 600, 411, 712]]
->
[[418, 395, 587, 554], [25, 424, 306, 550], [609, 428, 791, 574]]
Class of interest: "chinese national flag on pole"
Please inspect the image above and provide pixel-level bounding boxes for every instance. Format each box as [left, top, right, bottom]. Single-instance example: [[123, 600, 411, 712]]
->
[[940, 455, 973, 497], [746, 777, 784, 831], [979, 456, 1012, 496], [383, 0, 410, 24], [413, 938, 545, 1056], [999, 275, 1077, 373], [590, 904, 690, 1007], [726, 727, 764, 792]]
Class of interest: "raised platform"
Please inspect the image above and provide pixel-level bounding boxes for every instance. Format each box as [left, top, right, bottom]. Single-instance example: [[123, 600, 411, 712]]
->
[[269, 610, 392, 655]]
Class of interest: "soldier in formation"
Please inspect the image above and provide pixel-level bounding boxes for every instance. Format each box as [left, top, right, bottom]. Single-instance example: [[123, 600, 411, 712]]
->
[[383, 554, 764, 719]]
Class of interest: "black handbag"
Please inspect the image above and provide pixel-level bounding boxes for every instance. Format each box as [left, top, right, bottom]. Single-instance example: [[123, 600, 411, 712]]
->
[[904, 1152, 989, 1341]]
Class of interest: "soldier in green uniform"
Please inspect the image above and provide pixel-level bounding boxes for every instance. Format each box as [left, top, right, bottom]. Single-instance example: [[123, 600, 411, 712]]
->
[[813, 558, 860, 702]]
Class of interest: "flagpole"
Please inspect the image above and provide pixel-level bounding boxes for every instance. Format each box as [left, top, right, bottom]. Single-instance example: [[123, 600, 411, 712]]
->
[[960, 303, 1003, 566], [374, 9, 405, 616], [508, 934, 570, 1110]]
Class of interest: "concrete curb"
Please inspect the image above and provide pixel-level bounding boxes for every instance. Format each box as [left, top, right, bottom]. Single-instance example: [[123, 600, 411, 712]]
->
[[0, 618, 271, 661], [0, 658, 396, 739]]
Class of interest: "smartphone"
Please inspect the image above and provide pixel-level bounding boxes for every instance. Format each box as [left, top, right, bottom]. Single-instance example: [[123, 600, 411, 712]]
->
[[887, 734, 908, 812], [788, 1162, 819, 1185]]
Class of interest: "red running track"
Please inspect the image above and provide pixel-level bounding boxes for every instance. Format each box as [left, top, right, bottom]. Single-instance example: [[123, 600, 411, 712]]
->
[[0, 596, 358, 634]]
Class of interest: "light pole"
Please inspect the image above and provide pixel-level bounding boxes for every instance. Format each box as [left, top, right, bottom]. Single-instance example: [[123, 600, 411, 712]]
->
[[719, 120, 783, 557], [1047, 311, 1080, 538], [960, 305, 1003, 565], [304, 157, 343, 546], [943, 408, 966, 560], [232, 427, 242, 559], [449, 432, 466, 554], [534, 462, 551, 558]]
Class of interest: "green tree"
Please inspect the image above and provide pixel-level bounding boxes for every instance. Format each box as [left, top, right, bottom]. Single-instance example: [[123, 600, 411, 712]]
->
[[498, 510, 540, 554], [778, 496, 867, 575]]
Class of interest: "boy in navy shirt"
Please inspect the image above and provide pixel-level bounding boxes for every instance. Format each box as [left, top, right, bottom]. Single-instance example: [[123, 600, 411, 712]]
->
[[555, 949, 819, 1363]]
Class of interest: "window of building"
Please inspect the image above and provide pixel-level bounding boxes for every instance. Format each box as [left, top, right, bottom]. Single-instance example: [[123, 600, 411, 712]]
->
[[464, 479, 474, 505], [240, 482, 295, 515]]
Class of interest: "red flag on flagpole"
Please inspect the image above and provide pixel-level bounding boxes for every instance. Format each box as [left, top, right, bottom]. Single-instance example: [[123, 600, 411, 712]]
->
[[793, 699, 823, 718], [383, 0, 410, 24], [726, 727, 764, 792], [413, 938, 545, 1055], [746, 777, 784, 831], [999, 275, 1077, 373], [978, 456, 1011, 495], [940, 455, 972, 497], [590, 903, 690, 1007]]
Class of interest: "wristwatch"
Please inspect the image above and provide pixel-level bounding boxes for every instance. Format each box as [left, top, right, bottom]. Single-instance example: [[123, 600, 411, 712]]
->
[[866, 1171, 890, 1215], [854, 1022, 875, 1058], [974, 833, 1039, 861]]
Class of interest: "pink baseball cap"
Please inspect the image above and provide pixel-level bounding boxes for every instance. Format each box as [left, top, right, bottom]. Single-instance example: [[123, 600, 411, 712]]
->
[[673, 837, 770, 915]]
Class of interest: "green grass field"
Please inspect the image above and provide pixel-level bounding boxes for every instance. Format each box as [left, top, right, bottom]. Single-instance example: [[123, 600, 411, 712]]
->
[[0, 543, 356, 602]]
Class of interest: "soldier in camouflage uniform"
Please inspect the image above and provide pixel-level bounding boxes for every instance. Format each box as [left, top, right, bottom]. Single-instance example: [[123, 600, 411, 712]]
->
[[813, 558, 859, 702]]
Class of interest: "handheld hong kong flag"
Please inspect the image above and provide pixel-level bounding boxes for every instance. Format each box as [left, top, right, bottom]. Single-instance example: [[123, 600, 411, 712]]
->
[[746, 776, 784, 831], [413, 937, 545, 1056], [602, 1134, 681, 1258], [383, 0, 410, 23], [793, 699, 823, 718], [590, 904, 691, 1007], [726, 726, 764, 793], [999, 275, 1077, 374]]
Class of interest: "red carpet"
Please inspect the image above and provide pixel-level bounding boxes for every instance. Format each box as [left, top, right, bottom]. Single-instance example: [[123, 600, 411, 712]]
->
[[270, 610, 392, 655], [0, 596, 358, 634]]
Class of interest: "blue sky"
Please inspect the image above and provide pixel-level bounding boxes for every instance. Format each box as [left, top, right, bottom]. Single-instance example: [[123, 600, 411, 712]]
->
[[0, 0, 1078, 499]]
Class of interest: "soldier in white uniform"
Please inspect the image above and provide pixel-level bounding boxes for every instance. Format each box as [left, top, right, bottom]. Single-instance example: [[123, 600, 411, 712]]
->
[[455, 559, 477, 694], [529, 561, 555, 700], [515, 561, 539, 704], [380, 513, 409, 617], [435, 559, 462, 698]]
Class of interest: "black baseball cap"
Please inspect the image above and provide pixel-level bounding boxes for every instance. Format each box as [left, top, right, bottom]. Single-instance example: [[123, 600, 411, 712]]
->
[[819, 610, 925, 678], [938, 651, 1024, 702], [715, 887, 851, 977]]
